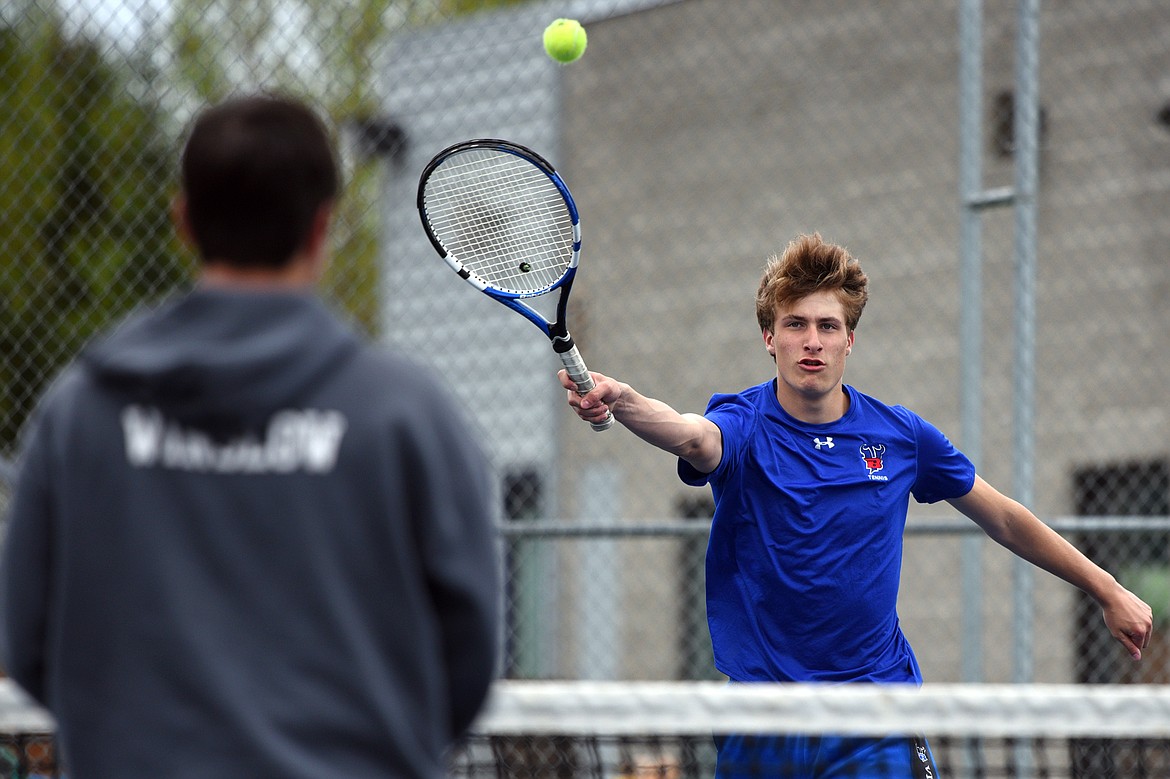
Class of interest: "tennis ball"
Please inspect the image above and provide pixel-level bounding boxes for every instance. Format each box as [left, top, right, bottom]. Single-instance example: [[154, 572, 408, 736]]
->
[[543, 18, 587, 64]]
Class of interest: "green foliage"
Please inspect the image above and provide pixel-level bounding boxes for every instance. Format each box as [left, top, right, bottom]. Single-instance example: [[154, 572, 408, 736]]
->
[[163, 0, 538, 336], [1124, 565, 1170, 629], [0, 10, 184, 449], [167, 0, 399, 334], [440, 0, 532, 14], [0, 0, 546, 451]]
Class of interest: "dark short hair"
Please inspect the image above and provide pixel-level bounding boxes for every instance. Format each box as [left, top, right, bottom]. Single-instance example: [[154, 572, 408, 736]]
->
[[180, 93, 340, 269]]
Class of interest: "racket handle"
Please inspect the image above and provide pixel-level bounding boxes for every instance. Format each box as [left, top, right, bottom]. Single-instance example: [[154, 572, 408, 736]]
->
[[559, 345, 614, 432]]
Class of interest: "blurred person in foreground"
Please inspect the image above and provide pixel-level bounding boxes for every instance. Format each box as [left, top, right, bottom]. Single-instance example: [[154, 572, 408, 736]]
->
[[0, 93, 499, 779], [561, 233, 1152, 778]]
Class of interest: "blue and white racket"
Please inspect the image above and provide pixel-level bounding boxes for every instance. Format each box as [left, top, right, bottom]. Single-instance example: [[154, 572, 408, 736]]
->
[[417, 139, 613, 431]]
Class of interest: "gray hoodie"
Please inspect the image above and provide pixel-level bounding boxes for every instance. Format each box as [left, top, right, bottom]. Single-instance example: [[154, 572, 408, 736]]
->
[[0, 287, 499, 778]]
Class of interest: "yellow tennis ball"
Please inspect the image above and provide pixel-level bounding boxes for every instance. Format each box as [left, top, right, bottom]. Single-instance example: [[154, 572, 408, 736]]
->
[[543, 18, 587, 64]]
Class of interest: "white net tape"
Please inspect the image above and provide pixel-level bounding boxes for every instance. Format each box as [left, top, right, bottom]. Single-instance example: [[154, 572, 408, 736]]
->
[[0, 681, 53, 734], [472, 680, 1170, 738]]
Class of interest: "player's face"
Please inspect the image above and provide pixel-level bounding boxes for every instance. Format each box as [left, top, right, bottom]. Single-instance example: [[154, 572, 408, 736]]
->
[[765, 290, 854, 410]]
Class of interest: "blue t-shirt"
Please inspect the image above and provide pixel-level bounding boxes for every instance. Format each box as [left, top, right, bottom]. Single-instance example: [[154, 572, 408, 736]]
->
[[679, 381, 975, 684]]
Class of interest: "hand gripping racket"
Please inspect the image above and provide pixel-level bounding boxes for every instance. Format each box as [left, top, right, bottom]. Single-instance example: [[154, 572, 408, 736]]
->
[[417, 139, 614, 431]]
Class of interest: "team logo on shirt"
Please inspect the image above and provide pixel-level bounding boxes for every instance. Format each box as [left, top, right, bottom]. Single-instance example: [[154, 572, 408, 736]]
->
[[859, 443, 888, 481]]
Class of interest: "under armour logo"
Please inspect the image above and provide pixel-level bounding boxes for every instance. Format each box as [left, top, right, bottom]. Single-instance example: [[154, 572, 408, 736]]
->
[[813, 437, 835, 450]]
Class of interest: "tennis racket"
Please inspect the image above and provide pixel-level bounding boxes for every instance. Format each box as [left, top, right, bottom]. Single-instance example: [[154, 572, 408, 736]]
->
[[417, 138, 614, 431]]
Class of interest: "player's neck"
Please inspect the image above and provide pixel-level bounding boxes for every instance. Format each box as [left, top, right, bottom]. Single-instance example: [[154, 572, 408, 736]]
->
[[199, 252, 323, 290], [775, 383, 849, 425]]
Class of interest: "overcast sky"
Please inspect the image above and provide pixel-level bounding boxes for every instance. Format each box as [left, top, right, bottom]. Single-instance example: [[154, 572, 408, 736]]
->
[[65, 0, 172, 48]]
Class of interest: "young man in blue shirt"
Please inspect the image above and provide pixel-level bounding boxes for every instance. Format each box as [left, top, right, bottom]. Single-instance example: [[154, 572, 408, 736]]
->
[[561, 233, 1152, 778]]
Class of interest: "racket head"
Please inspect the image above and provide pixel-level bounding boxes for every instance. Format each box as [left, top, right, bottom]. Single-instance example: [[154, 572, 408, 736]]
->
[[417, 139, 581, 299]]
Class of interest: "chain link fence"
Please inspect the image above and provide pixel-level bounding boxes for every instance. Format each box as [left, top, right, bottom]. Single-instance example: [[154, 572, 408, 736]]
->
[[1, 0, 1168, 688]]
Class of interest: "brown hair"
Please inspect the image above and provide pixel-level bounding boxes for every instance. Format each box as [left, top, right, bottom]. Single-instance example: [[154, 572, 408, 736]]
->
[[754, 233, 869, 333]]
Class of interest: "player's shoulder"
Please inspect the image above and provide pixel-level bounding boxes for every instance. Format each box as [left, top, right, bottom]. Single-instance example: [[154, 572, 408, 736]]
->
[[844, 386, 928, 431], [344, 345, 473, 428], [6, 360, 98, 458], [706, 379, 774, 412], [347, 344, 443, 392], [32, 361, 97, 418]]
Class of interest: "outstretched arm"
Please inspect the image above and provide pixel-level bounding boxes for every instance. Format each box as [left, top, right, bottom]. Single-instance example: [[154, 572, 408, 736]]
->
[[558, 369, 722, 474], [949, 475, 1153, 661]]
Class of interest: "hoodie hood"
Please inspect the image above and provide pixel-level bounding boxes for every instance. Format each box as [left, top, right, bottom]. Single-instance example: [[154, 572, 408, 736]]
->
[[82, 287, 360, 437]]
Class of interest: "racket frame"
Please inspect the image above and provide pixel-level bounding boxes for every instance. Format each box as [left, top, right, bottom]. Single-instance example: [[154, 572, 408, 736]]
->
[[417, 138, 613, 431]]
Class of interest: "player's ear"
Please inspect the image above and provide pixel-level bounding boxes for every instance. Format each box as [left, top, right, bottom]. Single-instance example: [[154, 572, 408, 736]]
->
[[845, 329, 854, 356], [763, 329, 776, 357], [303, 202, 334, 276], [170, 194, 195, 249]]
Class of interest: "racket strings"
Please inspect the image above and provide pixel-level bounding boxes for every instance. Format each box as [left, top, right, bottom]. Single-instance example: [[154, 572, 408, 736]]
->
[[423, 150, 576, 294]]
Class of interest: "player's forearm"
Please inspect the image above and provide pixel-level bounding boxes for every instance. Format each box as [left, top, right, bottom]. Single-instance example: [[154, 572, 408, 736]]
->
[[992, 504, 1118, 601], [998, 508, 1153, 656], [611, 385, 716, 465], [960, 481, 1151, 657]]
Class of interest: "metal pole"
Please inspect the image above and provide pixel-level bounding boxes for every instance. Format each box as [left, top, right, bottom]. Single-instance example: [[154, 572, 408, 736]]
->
[[957, 0, 986, 687], [1012, 0, 1041, 688], [1010, 0, 1042, 773]]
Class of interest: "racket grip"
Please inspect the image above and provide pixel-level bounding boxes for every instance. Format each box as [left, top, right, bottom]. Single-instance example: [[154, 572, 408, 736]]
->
[[559, 345, 614, 432]]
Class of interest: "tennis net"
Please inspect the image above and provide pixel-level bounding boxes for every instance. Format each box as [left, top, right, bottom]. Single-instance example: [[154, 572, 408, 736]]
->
[[3, 679, 1169, 777], [0, 682, 54, 779], [451, 680, 1170, 778]]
